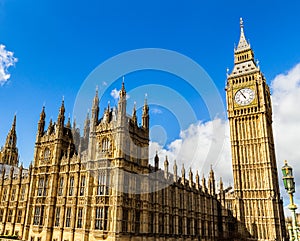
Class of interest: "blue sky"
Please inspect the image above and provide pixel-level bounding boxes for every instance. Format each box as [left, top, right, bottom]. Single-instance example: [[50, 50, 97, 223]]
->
[[0, 0, 300, 174]]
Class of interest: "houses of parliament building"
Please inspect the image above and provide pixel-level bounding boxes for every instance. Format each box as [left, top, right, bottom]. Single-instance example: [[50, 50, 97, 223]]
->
[[0, 19, 287, 241]]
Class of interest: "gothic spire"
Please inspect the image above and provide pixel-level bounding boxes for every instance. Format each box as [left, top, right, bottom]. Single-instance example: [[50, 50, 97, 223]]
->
[[66, 116, 71, 129], [142, 93, 149, 129], [189, 168, 193, 187], [91, 87, 99, 128], [235, 17, 251, 52], [164, 156, 169, 179], [84, 111, 90, 139], [57, 98, 65, 127], [132, 102, 137, 125], [5, 115, 17, 148], [119, 77, 126, 99], [173, 160, 178, 182], [195, 170, 200, 190], [154, 151, 159, 171], [181, 164, 185, 184], [37, 106, 46, 136], [117, 80, 127, 125]]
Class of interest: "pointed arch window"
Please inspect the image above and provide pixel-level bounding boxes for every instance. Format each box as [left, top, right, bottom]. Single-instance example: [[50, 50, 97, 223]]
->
[[101, 138, 111, 152], [44, 148, 50, 162], [69, 176, 74, 196]]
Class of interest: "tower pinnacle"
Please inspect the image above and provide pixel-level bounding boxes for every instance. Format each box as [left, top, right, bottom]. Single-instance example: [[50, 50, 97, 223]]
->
[[236, 17, 251, 52]]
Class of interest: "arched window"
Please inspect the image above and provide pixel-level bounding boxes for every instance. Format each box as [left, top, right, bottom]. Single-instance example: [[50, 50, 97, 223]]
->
[[102, 138, 111, 152], [44, 148, 50, 161]]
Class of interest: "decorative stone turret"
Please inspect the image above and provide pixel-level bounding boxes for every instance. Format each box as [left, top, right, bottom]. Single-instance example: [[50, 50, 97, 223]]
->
[[142, 94, 149, 129], [154, 152, 159, 171], [173, 160, 178, 182], [189, 168, 193, 188], [181, 164, 185, 185], [164, 156, 169, 179], [37, 106, 46, 137], [195, 171, 200, 190], [0, 115, 19, 166], [132, 102, 137, 125], [208, 165, 216, 195]]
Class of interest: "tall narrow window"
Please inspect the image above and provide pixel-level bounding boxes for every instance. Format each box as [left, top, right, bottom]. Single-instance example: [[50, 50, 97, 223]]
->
[[58, 177, 64, 196], [97, 172, 106, 195], [69, 177, 74, 196], [20, 186, 26, 201], [195, 218, 199, 235], [159, 213, 164, 233], [37, 178, 44, 196], [2, 188, 7, 201], [135, 210, 140, 233], [178, 212, 183, 234], [135, 176, 141, 200], [44, 148, 50, 162], [0, 209, 3, 222], [17, 209, 22, 223], [122, 208, 128, 232], [55, 207, 60, 227], [123, 173, 129, 198], [65, 207, 71, 227], [43, 176, 48, 196], [33, 207, 40, 225], [77, 208, 83, 228], [7, 210, 13, 222], [169, 214, 174, 234], [149, 212, 154, 233], [102, 138, 110, 152], [95, 207, 108, 230], [80, 176, 85, 196], [11, 188, 16, 201], [187, 217, 191, 235]]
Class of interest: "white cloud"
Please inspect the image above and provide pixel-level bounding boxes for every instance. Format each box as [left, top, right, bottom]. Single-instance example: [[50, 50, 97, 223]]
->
[[110, 88, 119, 100], [149, 118, 232, 184], [150, 108, 163, 114], [0, 44, 17, 85]]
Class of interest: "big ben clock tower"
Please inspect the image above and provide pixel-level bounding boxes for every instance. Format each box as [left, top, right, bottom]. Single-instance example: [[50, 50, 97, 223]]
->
[[226, 18, 286, 240]]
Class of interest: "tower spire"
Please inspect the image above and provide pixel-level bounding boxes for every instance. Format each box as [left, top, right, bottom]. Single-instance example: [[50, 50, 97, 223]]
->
[[57, 98, 65, 128], [117, 80, 127, 125], [5, 115, 17, 148], [120, 76, 126, 99], [37, 106, 46, 137], [2, 115, 18, 166], [142, 93, 149, 129], [91, 87, 99, 129], [236, 17, 251, 52], [132, 101, 137, 125]]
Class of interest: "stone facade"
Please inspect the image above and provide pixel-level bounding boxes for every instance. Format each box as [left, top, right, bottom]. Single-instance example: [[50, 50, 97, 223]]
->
[[0, 19, 286, 241]]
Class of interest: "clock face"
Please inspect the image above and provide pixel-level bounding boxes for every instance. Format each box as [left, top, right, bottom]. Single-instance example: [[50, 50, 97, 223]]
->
[[234, 88, 255, 106]]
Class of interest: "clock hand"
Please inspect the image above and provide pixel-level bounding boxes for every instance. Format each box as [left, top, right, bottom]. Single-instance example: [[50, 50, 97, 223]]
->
[[240, 90, 246, 99]]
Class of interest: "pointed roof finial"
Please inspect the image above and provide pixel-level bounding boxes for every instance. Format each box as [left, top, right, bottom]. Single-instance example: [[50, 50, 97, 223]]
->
[[93, 86, 99, 103], [12, 114, 16, 128], [66, 116, 71, 128], [240, 17, 244, 29], [119, 77, 126, 99], [59, 97, 65, 114]]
